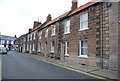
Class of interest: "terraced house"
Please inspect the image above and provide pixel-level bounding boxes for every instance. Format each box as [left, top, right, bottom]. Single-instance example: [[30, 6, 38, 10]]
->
[[17, 0, 120, 71]]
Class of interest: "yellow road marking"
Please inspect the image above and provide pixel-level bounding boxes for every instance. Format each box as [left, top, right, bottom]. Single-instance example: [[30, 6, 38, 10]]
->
[[33, 56, 112, 81]]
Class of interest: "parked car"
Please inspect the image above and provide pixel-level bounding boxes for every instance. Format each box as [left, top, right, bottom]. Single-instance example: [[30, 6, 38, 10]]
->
[[0, 47, 7, 54]]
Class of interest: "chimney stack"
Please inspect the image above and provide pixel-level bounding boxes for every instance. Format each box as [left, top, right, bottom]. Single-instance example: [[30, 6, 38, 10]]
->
[[71, 0, 78, 10], [33, 21, 41, 29], [47, 14, 52, 21]]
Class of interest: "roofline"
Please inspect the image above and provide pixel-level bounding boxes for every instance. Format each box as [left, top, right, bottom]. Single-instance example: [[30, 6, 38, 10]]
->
[[42, 1, 99, 28], [19, 0, 101, 37]]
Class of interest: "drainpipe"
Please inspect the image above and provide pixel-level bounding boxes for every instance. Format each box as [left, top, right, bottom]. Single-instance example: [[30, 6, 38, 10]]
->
[[100, 2, 103, 69]]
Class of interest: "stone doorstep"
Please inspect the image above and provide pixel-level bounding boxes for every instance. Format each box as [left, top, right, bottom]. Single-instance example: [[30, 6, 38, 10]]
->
[[22, 53, 118, 80]]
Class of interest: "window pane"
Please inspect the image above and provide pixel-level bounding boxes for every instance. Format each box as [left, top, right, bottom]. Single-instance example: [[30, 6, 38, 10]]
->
[[51, 41, 55, 52], [81, 41, 83, 47], [67, 20, 70, 27], [67, 42, 69, 54], [83, 40, 88, 47], [80, 40, 88, 56], [81, 48, 88, 55], [83, 21, 88, 29]]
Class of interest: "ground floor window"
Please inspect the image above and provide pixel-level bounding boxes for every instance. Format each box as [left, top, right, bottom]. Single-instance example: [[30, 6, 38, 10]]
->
[[65, 41, 69, 56], [33, 44, 35, 51], [51, 41, 55, 52], [38, 43, 41, 52], [27, 44, 29, 51], [79, 40, 88, 57], [23, 44, 25, 52]]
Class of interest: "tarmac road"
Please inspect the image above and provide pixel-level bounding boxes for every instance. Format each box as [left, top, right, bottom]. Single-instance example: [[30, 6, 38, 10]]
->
[[2, 51, 105, 81]]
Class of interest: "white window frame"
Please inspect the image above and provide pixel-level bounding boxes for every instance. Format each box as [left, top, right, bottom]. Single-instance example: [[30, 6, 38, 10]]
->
[[23, 44, 25, 52], [51, 41, 55, 52], [27, 35, 29, 41], [38, 43, 41, 52], [65, 42, 69, 57], [1, 40, 4, 44], [79, 13, 88, 31], [39, 31, 42, 39], [64, 19, 70, 34], [33, 32, 36, 40], [33, 44, 35, 51], [30, 33, 33, 40], [79, 40, 88, 58], [7, 40, 9, 44], [27, 44, 29, 51], [11, 41, 14, 45], [45, 29, 49, 38], [51, 25, 56, 36], [23, 37, 26, 42]]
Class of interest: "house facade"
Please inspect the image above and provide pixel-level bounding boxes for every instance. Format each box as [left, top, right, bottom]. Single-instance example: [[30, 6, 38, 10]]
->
[[0, 35, 16, 50], [17, 0, 119, 71]]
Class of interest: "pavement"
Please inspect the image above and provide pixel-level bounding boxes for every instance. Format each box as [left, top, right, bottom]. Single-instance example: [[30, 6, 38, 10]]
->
[[0, 54, 2, 81], [21, 52, 119, 80]]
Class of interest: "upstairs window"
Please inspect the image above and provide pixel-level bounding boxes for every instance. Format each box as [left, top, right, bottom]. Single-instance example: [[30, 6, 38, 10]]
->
[[80, 13, 88, 30], [39, 31, 42, 39], [27, 35, 29, 41], [33, 32, 36, 40], [45, 29, 49, 38], [51, 25, 56, 36], [30, 33, 32, 40], [64, 19, 70, 34]]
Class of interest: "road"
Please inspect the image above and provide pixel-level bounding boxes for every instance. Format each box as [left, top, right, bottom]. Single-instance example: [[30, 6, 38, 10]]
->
[[2, 51, 105, 80]]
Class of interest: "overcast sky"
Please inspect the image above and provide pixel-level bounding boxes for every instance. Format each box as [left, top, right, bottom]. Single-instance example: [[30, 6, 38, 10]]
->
[[0, 0, 92, 37]]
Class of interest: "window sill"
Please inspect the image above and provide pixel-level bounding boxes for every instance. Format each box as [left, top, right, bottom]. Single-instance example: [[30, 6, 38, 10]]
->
[[51, 34, 55, 36], [50, 51, 54, 53], [65, 54, 69, 57], [64, 32, 70, 35], [78, 28, 89, 31], [78, 55, 88, 58]]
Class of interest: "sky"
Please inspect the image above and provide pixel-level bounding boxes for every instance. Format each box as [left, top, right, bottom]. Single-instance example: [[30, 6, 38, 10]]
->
[[0, 0, 92, 37]]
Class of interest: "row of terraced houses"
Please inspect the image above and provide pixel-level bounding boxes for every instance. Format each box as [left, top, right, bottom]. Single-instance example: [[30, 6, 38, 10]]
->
[[16, 0, 120, 71]]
